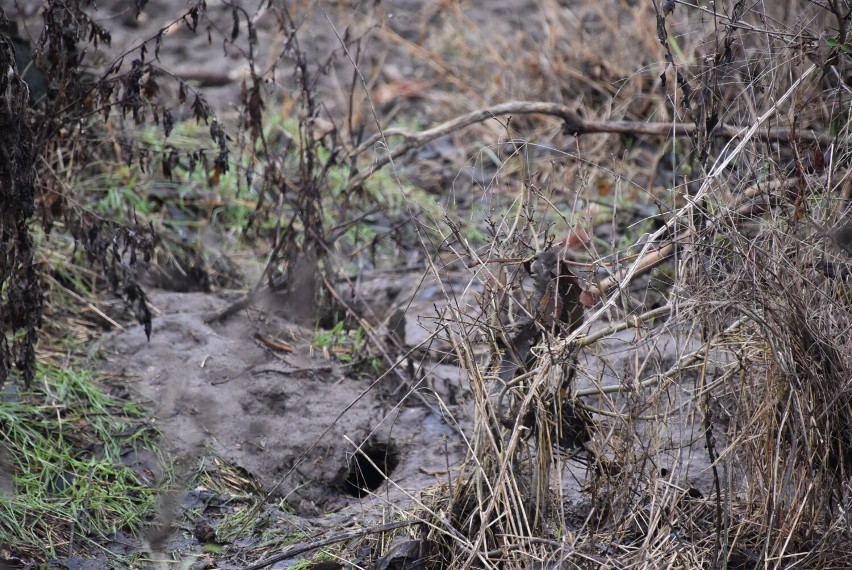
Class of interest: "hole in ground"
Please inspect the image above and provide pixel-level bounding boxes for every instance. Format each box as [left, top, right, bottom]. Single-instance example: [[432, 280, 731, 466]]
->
[[343, 440, 400, 498]]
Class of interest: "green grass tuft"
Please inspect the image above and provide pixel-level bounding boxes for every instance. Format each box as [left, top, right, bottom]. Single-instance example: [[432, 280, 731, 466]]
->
[[0, 365, 161, 559]]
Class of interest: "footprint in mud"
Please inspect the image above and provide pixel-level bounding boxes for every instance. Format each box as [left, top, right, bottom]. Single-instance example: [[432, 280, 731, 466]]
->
[[240, 385, 290, 416]]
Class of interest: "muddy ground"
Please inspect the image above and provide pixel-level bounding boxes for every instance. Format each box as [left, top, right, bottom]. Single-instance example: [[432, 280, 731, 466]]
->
[[3, 0, 726, 566], [95, 279, 472, 514], [88, 279, 717, 566]]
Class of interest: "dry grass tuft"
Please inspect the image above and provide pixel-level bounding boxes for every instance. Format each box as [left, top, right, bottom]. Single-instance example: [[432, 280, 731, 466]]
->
[[370, 1, 852, 568]]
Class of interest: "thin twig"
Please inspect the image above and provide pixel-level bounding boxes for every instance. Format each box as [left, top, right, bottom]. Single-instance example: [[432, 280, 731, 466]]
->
[[574, 319, 743, 398], [585, 195, 772, 298], [320, 275, 466, 439], [242, 520, 418, 570], [575, 305, 673, 347]]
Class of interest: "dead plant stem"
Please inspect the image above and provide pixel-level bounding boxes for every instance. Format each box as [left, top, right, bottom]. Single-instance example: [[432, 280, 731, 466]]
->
[[346, 96, 832, 195], [574, 319, 743, 398], [241, 519, 418, 570]]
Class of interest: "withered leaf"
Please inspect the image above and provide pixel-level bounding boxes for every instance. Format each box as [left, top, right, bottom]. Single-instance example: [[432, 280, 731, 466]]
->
[[124, 282, 152, 340], [813, 146, 824, 172], [231, 8, 240, 41], [374, 539, 432, 570], [142, 75, 159, 99], [162, 146, 180, 180], [88, 23, 111, 48], [191, 94, 210, 124], [186, 7, 200, 33], [138, 146, 150, 173], [209, 164, 222, 186], [121, 140, 134, 166], [163, 107, 174, 137], [248, 85, 265, 139]]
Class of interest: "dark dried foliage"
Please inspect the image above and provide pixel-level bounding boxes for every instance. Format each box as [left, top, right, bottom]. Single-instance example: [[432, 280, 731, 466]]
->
[[1, 0, 375, 389], [0, 0, 234, 386], [229, 4, 350, 323], [0, 8, 43, 387]]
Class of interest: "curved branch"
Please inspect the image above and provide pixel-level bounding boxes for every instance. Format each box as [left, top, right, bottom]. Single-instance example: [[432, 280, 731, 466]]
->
[[345, 99, 835, 194]]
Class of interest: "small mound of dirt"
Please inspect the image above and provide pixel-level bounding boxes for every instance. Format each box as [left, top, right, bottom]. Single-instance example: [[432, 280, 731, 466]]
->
[[93, 290, 470, 517]]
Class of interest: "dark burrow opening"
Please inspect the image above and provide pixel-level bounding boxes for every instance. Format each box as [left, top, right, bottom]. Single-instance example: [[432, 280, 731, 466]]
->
[[343, 440, 401, 498]]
